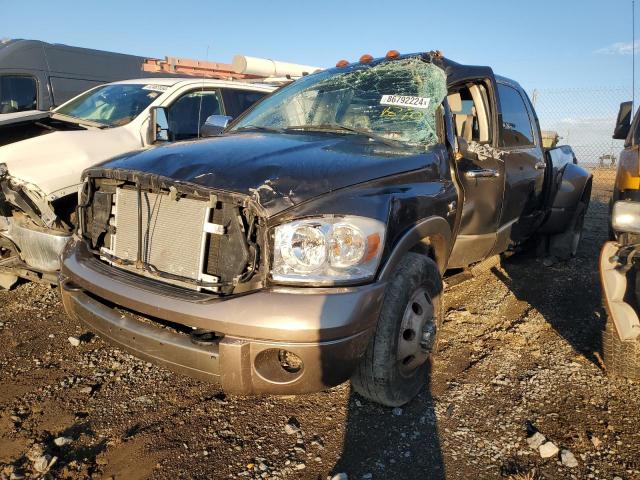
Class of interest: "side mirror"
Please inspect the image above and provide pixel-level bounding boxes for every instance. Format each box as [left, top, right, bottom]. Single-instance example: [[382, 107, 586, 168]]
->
[[201, 115, 233, 137], [150, 106, 170, 142], [613, 101, 633, 140]]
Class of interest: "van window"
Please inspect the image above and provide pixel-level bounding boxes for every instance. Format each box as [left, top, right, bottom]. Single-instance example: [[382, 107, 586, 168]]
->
[[168, 90, 223, 141], [0, 76, 37, 113], [497, 83, 534, 147]]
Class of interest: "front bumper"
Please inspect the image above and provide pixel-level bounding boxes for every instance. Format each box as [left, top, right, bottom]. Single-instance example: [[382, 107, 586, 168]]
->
[[600, 241, 640, 341], [60, 239, 386, 395]]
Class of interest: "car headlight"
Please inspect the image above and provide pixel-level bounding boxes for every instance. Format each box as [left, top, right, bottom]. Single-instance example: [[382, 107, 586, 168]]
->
[[612, 200, 640, 234], [272, 216, 386, 285]]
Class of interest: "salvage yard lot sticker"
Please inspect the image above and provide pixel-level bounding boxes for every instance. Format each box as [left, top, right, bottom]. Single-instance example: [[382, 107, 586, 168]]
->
[[380, 95, 431, 109]]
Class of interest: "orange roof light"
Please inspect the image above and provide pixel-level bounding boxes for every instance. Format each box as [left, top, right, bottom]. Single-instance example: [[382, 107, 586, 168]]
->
[[335, 59, 349, 68], [359, 54, 373, 64], [386, 50, 400, 59]]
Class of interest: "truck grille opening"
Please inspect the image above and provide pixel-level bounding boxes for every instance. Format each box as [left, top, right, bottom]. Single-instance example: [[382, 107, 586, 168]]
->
[[81, 177, 264, 295]]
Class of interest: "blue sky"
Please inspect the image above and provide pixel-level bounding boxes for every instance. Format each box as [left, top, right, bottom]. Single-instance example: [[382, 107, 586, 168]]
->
[[1, 0, 637, 92]]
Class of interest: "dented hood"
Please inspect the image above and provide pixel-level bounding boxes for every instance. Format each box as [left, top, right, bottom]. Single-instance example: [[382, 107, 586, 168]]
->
[[0, 127, 141, 198], [92, 131, 439, 215]]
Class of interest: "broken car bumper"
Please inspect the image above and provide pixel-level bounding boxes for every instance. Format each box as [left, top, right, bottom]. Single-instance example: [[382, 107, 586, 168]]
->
[[59, 239, 386, 395], [0, 216, 71, 272]]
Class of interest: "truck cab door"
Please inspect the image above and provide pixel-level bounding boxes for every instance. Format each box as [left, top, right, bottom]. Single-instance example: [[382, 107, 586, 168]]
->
[[447, 81, 507, 268], [493, 82, 546, 249]]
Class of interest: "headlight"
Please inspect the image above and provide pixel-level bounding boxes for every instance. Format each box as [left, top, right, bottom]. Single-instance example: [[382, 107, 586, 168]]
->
[[612, 201, 640, 234], [272, 216, 385, 285]]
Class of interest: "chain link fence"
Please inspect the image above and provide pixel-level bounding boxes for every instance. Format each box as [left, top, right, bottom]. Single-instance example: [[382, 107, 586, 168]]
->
[[531, 86, 631, 225]]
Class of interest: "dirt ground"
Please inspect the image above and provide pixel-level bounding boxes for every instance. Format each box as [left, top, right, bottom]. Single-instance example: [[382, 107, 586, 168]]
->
[[1, 174, 640, 480]]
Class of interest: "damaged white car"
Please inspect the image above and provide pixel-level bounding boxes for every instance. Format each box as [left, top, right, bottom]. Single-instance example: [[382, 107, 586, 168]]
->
[[0, 77, 275, 288]]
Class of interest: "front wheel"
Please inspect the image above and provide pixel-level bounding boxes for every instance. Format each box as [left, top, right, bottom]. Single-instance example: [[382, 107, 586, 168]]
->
[[603, 313, 640, 381], [351, 253, 443, 407]]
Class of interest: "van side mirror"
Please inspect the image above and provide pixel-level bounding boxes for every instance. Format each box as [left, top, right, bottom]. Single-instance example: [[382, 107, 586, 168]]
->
[[150, 106, 170, 142], [613, 101, 633, 140], [201, 115, 233, 137]]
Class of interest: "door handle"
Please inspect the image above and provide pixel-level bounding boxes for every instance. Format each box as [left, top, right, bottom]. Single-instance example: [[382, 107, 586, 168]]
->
[[534, 161, 546, 170], [464, 168, 500, 178]]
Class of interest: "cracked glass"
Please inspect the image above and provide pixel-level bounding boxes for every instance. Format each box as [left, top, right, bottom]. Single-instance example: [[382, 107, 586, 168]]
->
[[232, 57, 447, 148]]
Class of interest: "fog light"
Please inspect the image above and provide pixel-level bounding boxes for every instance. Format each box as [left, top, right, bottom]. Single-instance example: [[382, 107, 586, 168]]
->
[[254, 348, 304, 384], [278, 349, 303, 373]]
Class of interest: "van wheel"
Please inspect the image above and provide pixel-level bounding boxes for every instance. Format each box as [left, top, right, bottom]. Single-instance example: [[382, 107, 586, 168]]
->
[[351, 253, 442, 407], [549, 201, 587, 260], [603, 313, 640, 381]]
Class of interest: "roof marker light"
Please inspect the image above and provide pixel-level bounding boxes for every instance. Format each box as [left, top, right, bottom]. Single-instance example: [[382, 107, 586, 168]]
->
[[386, 50, 400, 59], [359, 54, 373, 64], [335, 59, 349, 68]]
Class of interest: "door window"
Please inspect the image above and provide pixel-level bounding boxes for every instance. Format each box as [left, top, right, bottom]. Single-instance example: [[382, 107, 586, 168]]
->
[[447, 83, 491, 144], [168, 90, 223, 141], [232, 90, 266, 115], [0, 75, 37, 113], [498, 83, 535, 147]]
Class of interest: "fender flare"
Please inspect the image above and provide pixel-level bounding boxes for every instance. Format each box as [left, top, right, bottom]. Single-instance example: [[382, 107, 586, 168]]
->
[[552, 163, 593, 210], [378, 216, 452, 280], [539, 163, 592, 235]]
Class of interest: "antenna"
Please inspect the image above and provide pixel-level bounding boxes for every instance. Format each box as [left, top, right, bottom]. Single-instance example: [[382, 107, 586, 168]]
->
[[197, 45, 210, 139]]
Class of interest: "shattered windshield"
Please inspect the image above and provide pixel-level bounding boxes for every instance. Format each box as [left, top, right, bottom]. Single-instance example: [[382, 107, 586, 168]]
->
[[231, 57, 447, 147], [55, 84, 165, 127]]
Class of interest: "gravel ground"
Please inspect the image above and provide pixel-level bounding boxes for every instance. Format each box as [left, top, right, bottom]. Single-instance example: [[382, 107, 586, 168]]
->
[[1, 196, 640, 480]]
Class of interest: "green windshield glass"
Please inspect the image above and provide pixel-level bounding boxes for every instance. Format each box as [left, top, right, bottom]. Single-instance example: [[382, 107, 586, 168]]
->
[[55, 84, 164, 127], [232, 57, 447, 147]]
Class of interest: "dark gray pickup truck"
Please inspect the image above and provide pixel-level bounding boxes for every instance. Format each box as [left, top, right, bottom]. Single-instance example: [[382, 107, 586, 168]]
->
[[59, 51, 592, 406]]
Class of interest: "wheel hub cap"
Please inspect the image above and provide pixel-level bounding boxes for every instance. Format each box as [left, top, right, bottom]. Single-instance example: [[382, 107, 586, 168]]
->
[[397, 287, 436, 375]]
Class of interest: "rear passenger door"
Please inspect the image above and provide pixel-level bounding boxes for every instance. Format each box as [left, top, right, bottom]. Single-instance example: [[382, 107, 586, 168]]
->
[[496, 82, 546, 238]]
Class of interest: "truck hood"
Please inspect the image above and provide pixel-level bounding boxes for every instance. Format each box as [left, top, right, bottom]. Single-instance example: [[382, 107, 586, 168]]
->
[[0, 127, 141, 198], [91, 132, 441, 215]]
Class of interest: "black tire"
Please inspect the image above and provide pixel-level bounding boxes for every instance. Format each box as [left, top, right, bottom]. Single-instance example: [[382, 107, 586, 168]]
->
[[603, 313, 640, 381], [351, 253, 443, 407], [549, 200, 588, 260]]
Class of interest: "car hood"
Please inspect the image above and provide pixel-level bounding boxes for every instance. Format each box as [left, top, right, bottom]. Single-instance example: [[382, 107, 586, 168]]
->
[[0, 127, 141, 198], [92, 132, 441, 215]]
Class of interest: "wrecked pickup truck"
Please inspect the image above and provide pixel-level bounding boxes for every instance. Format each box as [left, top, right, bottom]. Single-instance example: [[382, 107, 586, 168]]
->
[[0, 78, 274, 288], [59, 51, 592, 407]]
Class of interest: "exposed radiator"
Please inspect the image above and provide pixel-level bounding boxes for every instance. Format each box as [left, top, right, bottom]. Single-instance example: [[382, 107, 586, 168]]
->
[[111, 188, 209, 281]]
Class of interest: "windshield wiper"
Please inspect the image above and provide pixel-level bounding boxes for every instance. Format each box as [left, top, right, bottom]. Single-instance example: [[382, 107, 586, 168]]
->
[[233, 125, 286, 133], [285, 124, 404, 147], [51, 112, 108, 129]]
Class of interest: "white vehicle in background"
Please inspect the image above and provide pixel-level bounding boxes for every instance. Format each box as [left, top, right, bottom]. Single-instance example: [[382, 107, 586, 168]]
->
[[0, 77, 277, 288]]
